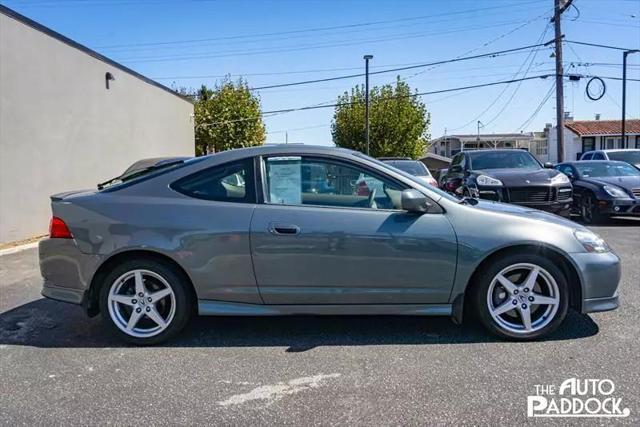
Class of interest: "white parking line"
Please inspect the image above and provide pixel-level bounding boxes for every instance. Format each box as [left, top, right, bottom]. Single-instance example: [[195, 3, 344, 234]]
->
[[218, 373, 341, 407]]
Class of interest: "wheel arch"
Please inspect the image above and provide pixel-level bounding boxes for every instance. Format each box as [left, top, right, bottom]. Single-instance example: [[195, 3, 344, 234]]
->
[[86, 249, 197, 317], [461, 244, 583, 316]]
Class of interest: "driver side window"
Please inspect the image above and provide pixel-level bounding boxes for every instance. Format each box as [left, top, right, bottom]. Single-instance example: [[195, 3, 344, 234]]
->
[[264, 156, 406, 210]]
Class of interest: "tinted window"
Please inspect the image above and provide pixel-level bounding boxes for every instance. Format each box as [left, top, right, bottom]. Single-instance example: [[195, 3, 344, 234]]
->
[[469, 151, 540, 170], [575, 162, 640, 177], [171, 158, 255, 203], [592, 152, 606, 160], [264, 156, 406, 210], [383, 160, 430, 176], [607, 151, 640, 164], [581, 152, 593, 160]]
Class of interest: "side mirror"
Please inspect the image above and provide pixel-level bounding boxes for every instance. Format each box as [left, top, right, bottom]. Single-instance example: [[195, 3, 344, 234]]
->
[[543, 162, 554, 169], [401, 189, 431, 213]]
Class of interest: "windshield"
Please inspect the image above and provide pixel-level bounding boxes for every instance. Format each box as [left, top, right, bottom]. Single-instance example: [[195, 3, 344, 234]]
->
[[575, 162, 640, 178], [469, 151, 540, 170], [383, 160, 431, 176], [607, 150, 640, 164]]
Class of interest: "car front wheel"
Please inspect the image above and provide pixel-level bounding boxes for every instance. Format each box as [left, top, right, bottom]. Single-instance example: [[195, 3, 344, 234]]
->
[[99, 258, 193, 345], [471, 253, 569, 340]]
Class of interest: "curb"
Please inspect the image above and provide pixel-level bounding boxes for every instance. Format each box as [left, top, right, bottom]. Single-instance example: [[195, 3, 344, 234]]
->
[[0, 241, 40, 257]]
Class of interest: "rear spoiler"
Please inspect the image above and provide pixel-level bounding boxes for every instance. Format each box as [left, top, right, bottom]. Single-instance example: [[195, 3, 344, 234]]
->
[[50, 190, 93, 202]]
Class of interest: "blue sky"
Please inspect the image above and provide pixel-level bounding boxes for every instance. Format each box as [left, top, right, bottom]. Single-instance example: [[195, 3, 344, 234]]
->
[[2, 0, 639, 145]]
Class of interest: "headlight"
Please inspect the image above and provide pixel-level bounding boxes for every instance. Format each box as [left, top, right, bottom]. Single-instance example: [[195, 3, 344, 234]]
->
[[476, 175, 503, 186], [551, 173, 570, 184], [603, 185, 629, 198], [574, 229, 610, 253]]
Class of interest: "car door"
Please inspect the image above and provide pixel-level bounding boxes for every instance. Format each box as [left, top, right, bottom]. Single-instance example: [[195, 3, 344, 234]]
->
[[249, 155, 458, 305]]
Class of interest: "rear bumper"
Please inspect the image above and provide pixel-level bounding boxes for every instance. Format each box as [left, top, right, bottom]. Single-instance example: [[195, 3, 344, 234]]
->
[[39, 238, 101, 305], [582, 295, 619, 313]]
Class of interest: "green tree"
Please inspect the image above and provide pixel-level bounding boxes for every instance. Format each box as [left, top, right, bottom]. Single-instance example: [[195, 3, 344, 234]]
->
[[194, 78, 266, 155], [331, 77, 430, 159]]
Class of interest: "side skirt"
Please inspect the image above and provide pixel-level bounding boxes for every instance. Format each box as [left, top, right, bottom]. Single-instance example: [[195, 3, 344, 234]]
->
[[198, 300, 452, 316]]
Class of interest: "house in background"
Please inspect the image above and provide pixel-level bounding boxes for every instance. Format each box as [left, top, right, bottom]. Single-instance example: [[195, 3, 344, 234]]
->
[[0, 5, 195, 244], [547, 116, 640, 162], [426, 132, 551, 162]]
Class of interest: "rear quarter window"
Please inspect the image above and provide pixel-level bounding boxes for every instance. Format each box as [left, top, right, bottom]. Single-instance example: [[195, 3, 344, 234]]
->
[[171, 158, 256, 203]]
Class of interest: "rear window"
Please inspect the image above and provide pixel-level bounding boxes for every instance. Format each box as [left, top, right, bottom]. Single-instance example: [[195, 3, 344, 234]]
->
[[607, 151, 640, 164], [383, 160, 430, 176], [171, 158, 256, 203]]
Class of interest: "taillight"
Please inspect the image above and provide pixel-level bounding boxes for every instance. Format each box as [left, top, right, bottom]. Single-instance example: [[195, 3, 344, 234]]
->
[[49, 216, 73, 239]]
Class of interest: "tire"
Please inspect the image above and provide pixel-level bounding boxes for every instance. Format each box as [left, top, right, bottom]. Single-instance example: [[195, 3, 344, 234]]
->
[[99, 258, 193, 345], [581, 193, 607, 224], [470, 252, 569, 340]]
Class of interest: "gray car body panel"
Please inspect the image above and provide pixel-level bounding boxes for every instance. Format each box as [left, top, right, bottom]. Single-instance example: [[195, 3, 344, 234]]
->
[[39, 145, 620, 316]]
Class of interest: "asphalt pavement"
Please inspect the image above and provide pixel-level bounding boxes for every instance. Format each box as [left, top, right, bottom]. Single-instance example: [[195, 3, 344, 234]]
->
[[1, 218, 638, 425]]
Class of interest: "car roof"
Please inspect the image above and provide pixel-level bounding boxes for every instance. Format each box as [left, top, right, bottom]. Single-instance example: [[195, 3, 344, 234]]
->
[[560, 160, 630, 166], [379, 157, 413, 161], [584, 149, 640, 153], [464, 149, 533, 156]]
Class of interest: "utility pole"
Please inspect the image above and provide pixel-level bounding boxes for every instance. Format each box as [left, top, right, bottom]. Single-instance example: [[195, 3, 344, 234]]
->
[[552, 0, 572, 163], [364, 54, 373, 156], [622, 50, 640, 148]]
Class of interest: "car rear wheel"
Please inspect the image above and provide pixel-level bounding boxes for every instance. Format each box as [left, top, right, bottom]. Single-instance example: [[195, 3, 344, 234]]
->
[[99, 259, 192, 345], [471, 253, 569, 340]]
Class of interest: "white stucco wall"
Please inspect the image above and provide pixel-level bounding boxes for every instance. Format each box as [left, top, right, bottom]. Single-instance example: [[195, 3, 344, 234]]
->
[[0, 11, 194, 243]]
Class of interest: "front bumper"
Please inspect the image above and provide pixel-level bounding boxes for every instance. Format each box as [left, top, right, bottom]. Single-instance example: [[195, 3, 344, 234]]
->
[[472, 185, 573, 215], [595, 198, 640, 216], [39, 238, 101, 306], [570, 251, 622, 314]]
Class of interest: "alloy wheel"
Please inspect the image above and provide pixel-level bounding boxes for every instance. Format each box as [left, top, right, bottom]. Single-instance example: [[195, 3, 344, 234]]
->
[[486, 263, 560, 334], [582, 196, 594, 223], [107, 269, 176, 338]]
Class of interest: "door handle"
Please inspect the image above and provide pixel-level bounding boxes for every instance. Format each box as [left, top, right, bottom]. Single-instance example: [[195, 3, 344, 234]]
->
[[269, 223, 301, 235]]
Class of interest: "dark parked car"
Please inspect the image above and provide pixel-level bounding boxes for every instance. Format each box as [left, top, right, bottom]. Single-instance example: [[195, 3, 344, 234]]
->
[[556, 160, 640, 223], [580, 149, 640, 170], [380, 157, 438, 187], [440, 150, 573, 216]]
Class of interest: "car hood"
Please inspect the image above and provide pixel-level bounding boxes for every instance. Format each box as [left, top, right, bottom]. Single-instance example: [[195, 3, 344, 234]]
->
[[470, 199, 580, 228], [581, 175, 640, 191], [472, 168, 559, 186]]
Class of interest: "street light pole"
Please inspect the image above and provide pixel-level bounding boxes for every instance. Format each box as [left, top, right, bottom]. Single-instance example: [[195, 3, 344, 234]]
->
[[622, 50, 639, 148], [364, 54, 373, 155]]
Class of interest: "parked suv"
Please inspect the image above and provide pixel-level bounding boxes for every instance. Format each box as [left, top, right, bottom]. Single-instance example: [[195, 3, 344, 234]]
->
[[440, 149, 573, 216], [580, 149, 640, 170]]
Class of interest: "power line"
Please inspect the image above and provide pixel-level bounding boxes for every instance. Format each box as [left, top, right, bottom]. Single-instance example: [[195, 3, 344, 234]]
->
[[248, 43, 551, 91], [565, 40, 640, 51], [262, 74, 555, 115], [93, 1, 546, 49], [449, 21, 551, 132], [122, 19, 539, 63], [515, 82, 556, 132]]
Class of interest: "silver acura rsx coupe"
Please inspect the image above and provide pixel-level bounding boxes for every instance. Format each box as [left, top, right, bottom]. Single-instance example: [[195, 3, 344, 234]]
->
[[39, 145, 621, 345]]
